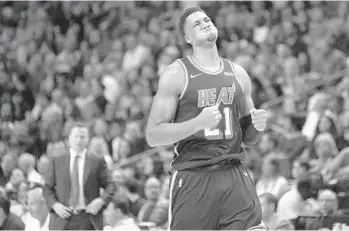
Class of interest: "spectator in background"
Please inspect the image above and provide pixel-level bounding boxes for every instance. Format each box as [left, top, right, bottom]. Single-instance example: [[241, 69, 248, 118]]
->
[[137, 177, 168, 228], [112, 138, 131, 163], [0, 187, 25, 230], [259, 193, 294, 230], [90, 78, 108, 114], [277, 172, 322, 220], [25, 187, 50, 231], [17, 153, 44, 186], [291, 158, 311, 183], [310, 132, 338, 182], [317, 189, 339, 216], [123, 178, 146, 218], [326, 146, 349, 181], [36, 156, 51, 182], [89, 136, 113, 170], [11, 72, 35, 111], [316, 111, 339, 139], [5, 169, 25, 197], [256, 156, 289, 199], [124, 117, 147, 156], [10, 182, 30, 223], [103, 193, 141, 231], [0, 154, 17, 186]]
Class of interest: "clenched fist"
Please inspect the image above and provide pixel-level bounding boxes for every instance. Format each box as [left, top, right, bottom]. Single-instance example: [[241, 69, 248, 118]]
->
[[197, 104, 222, 130], [250, 109, 267, 132]]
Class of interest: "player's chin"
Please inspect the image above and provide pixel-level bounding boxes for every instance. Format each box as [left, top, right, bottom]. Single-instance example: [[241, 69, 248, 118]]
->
[[206, 32, 218, 42]]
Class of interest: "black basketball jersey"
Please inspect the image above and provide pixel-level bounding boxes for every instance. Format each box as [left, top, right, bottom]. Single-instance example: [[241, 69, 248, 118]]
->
[[171, 55, 246, 171]]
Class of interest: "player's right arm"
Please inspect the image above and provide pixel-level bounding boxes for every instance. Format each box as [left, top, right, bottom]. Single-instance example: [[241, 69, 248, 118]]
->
[[146, 61, 221, 147]]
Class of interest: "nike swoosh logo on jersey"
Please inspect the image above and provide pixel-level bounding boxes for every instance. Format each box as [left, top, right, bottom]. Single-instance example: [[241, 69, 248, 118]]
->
[[190, 73, 202, 78]]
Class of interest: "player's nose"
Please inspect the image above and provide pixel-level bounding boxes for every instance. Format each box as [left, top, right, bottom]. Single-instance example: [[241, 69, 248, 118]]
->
[[203, 24, 210, 29]]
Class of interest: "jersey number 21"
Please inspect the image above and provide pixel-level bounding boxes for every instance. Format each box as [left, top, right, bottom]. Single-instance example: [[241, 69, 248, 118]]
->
[[204, 107, 233, 140]]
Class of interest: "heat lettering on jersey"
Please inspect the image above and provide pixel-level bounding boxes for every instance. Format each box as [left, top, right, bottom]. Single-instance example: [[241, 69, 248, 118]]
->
[[197, 83, 237, 140], [197, 83, 236, 108]]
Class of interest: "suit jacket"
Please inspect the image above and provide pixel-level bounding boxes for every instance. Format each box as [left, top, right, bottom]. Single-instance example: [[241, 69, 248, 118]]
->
[[43, 151, 116, 230], [0, 213, 25, 230]]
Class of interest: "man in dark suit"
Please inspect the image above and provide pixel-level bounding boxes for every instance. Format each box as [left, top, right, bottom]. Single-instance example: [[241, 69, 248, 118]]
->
[[43, 122, 116, 230]]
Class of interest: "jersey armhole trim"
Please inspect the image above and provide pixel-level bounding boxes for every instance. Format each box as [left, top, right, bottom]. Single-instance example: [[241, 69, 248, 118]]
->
[[227, 60, 245, 94], [177, 59, 189, 100]]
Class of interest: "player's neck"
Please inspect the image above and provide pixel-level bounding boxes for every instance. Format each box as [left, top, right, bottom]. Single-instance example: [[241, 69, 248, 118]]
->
[[192, 45, 219, 67]]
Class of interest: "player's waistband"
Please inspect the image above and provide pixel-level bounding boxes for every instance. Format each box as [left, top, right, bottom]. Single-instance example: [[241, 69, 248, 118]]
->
[[171, 151, 245, 172], [188, 159, 242, 171]]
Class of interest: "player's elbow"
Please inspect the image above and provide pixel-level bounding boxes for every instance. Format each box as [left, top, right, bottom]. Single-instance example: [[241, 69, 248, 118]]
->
[[146, 128, 158, 147]]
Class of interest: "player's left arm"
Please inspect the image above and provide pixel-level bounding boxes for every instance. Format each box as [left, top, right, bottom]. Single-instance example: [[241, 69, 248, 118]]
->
[[234, 63, 267, 146]]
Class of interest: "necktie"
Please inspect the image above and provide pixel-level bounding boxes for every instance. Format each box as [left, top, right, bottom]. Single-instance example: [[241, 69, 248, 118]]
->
[[69, 155, 80, 208]]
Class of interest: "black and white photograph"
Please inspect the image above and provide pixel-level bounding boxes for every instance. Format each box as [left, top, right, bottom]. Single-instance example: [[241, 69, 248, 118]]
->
[[0, 1, 348, 230]]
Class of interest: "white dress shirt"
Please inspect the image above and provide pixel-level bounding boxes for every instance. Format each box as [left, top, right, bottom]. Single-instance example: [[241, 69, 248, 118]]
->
[[25, 214, 50, 231], [277, 187, 320, 220], [27, 169, 45, 185], [103, 218, 141, 231], [70, 148, 87, 209]]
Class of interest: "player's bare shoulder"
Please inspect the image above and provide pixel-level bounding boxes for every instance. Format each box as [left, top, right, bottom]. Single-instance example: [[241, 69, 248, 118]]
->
[[230, 62, 252, 94], [157, 60, 186, 98]]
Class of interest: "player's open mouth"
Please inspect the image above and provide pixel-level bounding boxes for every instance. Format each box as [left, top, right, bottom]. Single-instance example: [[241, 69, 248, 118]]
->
[[203, 27, 212, 32]]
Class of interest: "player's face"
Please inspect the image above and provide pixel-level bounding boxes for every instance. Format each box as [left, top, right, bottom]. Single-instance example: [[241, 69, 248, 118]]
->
[[184, 11, 218, 46]]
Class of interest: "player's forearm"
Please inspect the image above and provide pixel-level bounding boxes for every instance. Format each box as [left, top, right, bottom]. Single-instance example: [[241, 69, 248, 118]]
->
[[146, 118, 202, 147], [240, 114, 263, 146]]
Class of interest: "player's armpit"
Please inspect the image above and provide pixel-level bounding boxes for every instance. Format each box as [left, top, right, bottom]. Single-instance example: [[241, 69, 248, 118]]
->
[[234, 64, 263, 146], [146, 62, 202, 147]]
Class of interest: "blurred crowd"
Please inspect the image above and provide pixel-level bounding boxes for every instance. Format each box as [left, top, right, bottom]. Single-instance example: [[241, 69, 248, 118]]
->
[[0, 1, 349, 230]]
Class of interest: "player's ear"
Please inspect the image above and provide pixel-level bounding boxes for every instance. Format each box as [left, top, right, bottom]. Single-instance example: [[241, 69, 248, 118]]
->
[[184, 34, 191, 44]]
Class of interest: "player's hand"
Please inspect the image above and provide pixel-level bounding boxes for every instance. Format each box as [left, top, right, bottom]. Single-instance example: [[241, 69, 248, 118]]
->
[[52, 202, 71, 219], [197, 104, 222, 130], [250, 109, 267, 132]]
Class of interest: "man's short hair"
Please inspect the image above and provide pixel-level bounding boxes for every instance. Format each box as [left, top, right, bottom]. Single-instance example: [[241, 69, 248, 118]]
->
[[178, 6, 205, 38], [69, 121, 88, 134], [259, 193, 278, 210]]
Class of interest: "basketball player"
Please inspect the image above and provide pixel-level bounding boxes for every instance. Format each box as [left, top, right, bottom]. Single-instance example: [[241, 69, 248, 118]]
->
[[146, 7, 267, 230]]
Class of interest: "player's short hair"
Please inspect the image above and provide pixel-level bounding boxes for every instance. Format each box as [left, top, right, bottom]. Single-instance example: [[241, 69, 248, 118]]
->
[[178, 6, 205, 38]]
